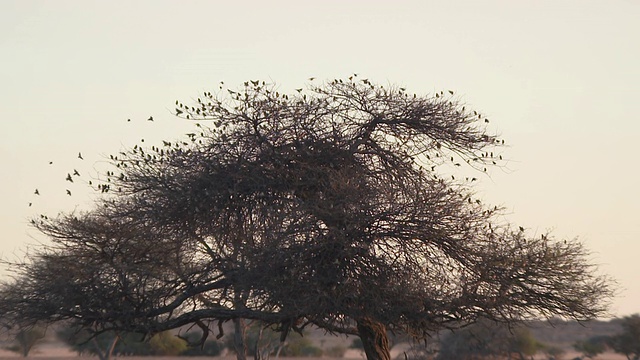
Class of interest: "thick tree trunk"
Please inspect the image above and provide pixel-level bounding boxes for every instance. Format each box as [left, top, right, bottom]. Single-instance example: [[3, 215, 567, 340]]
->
[[357, 318, 391, 360]]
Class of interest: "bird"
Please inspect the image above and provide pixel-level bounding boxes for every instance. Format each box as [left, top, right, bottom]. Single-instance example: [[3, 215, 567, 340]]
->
[[175, 108, 183, 115], [34, 189, 40, 195], [28, 202, 32, 207], [127, 118, 131, 122], [448, 90, 454, 95], [519, 226, 525, 232], [308, 77, 316, 81], [78, 152, 83, 160], [49, 161, 53, 165], [148, 116, 153, 121], [73, 169, 80, 176], [66, 189, 72, 196], [66, 173, 73, 182]]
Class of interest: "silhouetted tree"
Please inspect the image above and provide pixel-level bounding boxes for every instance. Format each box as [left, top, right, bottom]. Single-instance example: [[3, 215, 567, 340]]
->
[[0, 77, 613, 360], [3, 326, 46, 357], [608, 314, 640, 360], [437, 319, 541, 360], [573, 336, 607, 359]]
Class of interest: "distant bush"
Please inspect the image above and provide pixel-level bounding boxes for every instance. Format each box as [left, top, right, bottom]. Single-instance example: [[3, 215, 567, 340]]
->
[[149, 331, 188, 356], [350, 337, 364, 349], [325, 345, 347, 357], [179, 332, 225, 356], [280, 337, 323, 357]]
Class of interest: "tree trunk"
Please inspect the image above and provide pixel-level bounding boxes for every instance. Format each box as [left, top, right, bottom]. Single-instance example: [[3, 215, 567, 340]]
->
[[357, 318, 391, 360], [233, 318, 247, 360]]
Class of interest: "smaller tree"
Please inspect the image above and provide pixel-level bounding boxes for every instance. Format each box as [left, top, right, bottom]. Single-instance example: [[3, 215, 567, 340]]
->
[[57, 326, 119, 360], [280, 337, 323, 357], [609, 314, 640, 360], [179, 331, 225, 356], [542, 345, 566, 360], [4, 326, 46, 357], [573, 336, 607, 359], [437, 319, 542, 360], [57, 326, 156, 358], [149, 330, 188, 356], [509, 328, 542, 359]]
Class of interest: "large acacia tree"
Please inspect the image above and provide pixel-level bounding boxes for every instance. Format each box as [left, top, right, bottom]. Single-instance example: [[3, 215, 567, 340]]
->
[[0, 77, 612, 360]]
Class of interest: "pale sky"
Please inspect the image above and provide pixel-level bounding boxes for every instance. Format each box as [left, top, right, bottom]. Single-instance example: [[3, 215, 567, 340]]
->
[[1, 1, 638, 317]]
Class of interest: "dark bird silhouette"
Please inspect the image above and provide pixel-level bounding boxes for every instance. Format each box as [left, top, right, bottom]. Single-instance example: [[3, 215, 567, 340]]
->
[[148, 116, 153, 121], [175, 108, 183, 115], [34, 189, 40, 195], [66, 173, 73, 182], [66, 189, 72, 196], [78, 152, 83, 160], [127, 118, 131, 122], [308, 77, 316, 81], [519, 226, 525, 232], [448, 90, 454, 95], [49, 161, 53, 165], [73, 169, 80, 176], [28, 202, 32, 207]]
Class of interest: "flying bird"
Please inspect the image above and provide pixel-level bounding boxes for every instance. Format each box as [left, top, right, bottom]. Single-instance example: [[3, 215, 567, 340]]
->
[[66, 173, 73, 182], [66, 189, 72, 196], [519, 226, 525, 232], [28, 202, 32, 207], [78, 152, 83, 160], [49, 161, 53, 165], [73, 169, 80, 176], [148, 116, 154, 121]]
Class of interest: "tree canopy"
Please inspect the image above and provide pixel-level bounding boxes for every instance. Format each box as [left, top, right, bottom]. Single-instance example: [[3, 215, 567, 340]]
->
[[0, 76, 612, 360], [609, 314, 640, 360]]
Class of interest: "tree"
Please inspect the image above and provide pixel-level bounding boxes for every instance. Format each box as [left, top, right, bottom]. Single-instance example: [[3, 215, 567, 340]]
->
[[3, 326, 46, 357], [608, 314, 640, 360], [0, 77, 612, 360], [573, 336, 607, 359], [180, 331, 225, 356], [149, 330, 188, 355], [436, 319, 542, 360], [542, 345, 566, 360], [57, 326, 120, 360], [57, 326, 159, 359]]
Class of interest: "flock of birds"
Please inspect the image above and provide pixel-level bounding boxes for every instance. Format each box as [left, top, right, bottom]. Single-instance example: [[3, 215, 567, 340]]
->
[[29, 115, 156, 208]]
